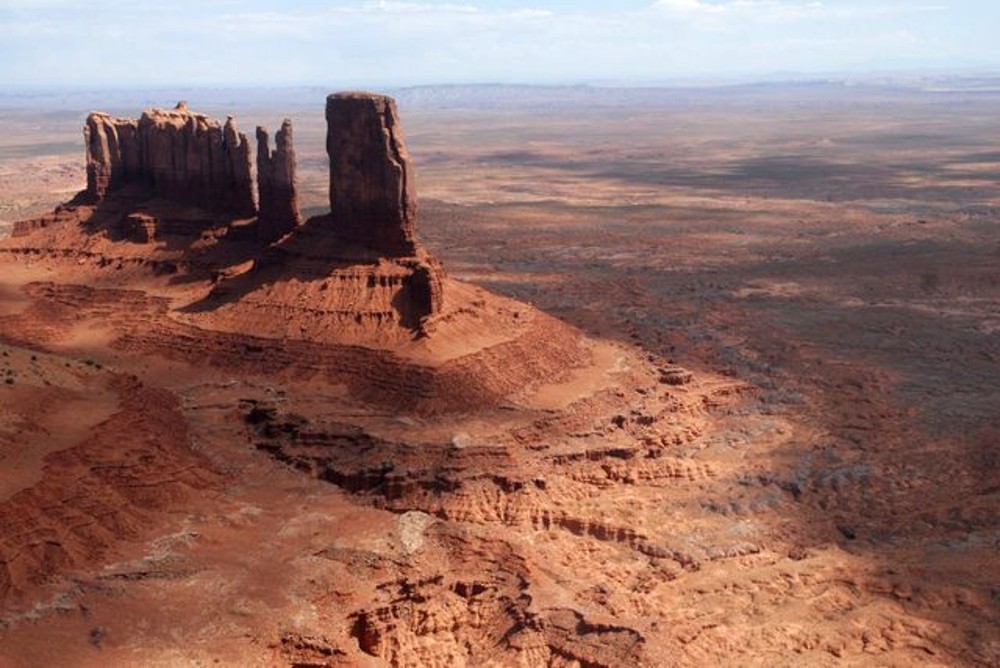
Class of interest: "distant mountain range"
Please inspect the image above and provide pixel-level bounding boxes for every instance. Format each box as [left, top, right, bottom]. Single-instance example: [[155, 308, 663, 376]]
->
[[2, 74, 1000, 115]]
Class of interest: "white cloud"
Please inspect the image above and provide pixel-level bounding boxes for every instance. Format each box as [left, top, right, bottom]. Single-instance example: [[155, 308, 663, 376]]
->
[[0, 0, 978, 86], [653, 0, 947, 24], [655, 0, 719, 11], [654, 0, 823, 17], [369, 1, 480, 14]]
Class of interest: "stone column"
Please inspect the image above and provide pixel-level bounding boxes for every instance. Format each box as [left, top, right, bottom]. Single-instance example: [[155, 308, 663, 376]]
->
[[325, 92, 418, 256]]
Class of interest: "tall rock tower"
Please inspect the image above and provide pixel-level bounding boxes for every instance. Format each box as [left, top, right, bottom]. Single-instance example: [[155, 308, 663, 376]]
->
[[256, 119, 300, 243], [325, 92, 418, 257]]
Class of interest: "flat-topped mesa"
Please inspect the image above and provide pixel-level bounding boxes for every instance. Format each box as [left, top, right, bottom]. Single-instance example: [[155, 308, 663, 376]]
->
[[256, 120, 300, 243], [326, 92, 418, 257], [84, 102, 255, 218]]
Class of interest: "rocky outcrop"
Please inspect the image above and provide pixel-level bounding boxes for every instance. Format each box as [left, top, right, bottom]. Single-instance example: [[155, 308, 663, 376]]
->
[[118, 212, 157, 243], [0, 376, 220, 608], [326, 92, 418, 256], [256, 120, 300, 243], [84, 113, 128, 199], [10, 203, 81, 237], [24, 92, 445, 331], [84, 102, 255, 217], [408, 258, 445, 316]]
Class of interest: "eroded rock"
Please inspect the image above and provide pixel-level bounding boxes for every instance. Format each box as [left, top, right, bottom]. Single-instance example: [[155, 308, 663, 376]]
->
[[326, 92, 418, 257], [31, 92, 445, 332], [256, 119, 300, 243], [84, 103, 255, 217], [119, 212, 157, 244]]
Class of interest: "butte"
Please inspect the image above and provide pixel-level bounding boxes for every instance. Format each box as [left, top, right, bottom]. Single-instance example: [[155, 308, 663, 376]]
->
[[0, 93, 603, 413], [0, 92, 709, 666]]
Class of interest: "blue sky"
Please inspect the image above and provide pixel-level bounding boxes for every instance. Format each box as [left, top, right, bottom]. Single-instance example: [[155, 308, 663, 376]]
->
[[1, 0, 998, 86]]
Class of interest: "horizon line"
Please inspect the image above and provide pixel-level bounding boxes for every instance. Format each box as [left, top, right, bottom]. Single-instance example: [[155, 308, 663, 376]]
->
[[5, 67, 1000, 94]]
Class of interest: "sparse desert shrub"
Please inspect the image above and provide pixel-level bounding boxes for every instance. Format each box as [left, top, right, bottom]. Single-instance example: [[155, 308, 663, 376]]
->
[[760, 390, 804, 405]]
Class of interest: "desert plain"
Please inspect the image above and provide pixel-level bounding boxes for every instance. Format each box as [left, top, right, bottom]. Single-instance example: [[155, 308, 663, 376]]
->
[[0, 82, 998, 666]]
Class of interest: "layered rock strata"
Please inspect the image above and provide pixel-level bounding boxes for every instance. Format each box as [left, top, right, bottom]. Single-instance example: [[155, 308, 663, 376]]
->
[[255, 120, 300, 243], [326, 92, 418, 256], [84, 102, 255, 217]]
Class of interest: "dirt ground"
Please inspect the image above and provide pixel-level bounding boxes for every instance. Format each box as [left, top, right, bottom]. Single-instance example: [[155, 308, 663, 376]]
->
[[0, 84, 997, 666]]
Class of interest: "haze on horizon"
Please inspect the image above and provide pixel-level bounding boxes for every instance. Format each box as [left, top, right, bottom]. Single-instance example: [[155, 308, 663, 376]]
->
[[1, 0, 998, 88]]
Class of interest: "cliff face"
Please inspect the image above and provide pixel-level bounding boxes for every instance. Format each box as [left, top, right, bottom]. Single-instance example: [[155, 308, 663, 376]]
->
[[84, 102, 255, 217], [326, 93, 418, 257], [256, 120, 300, 244], [84, 112, 130, 199]]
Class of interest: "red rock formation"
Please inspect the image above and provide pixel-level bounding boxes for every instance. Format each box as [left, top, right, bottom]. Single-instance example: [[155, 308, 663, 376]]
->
[[41, 93, 445, 328], [84, 113, 126, 199], [256, 119, 300, 243], [119, 212, 157, 243], [326, 92, 418, 256], [84, 102, 255, 218], [407, 258, 445, 317]]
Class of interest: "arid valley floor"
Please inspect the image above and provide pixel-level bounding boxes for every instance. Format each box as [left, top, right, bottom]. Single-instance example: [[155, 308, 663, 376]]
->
[[0, 83, 998, 666]]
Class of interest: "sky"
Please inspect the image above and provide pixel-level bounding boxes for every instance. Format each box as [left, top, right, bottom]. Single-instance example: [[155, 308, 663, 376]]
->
[[1, 0, 999, 87]]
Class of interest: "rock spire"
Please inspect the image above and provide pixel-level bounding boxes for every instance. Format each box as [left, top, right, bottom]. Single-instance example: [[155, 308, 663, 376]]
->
[[256, 119, 300, 243], [325, 92, 418, 257]]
